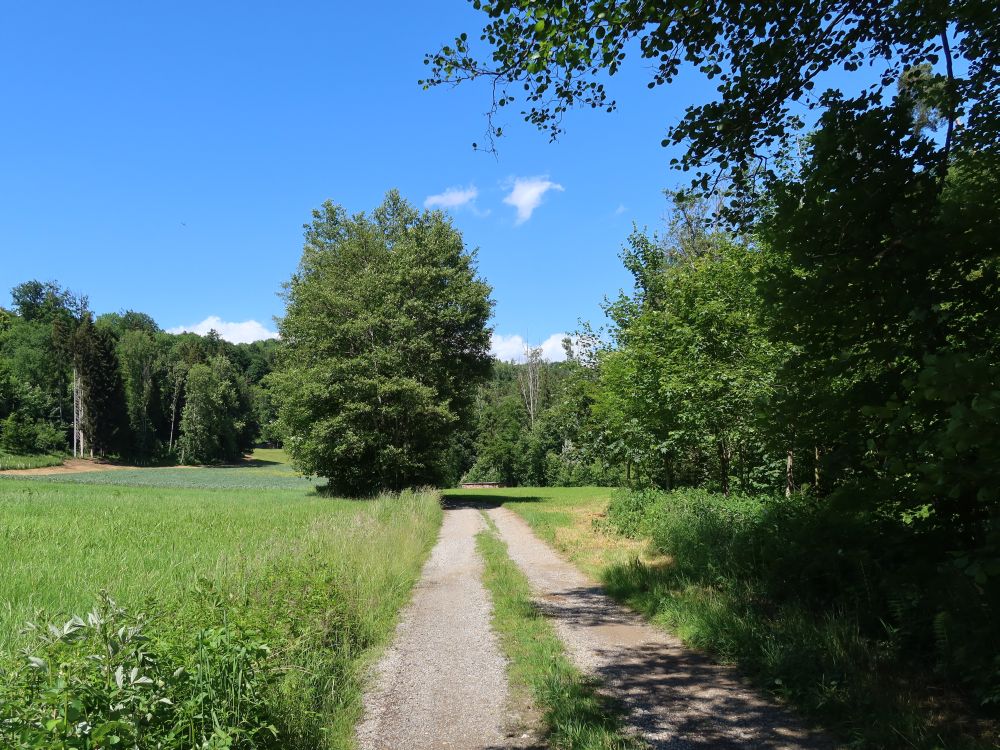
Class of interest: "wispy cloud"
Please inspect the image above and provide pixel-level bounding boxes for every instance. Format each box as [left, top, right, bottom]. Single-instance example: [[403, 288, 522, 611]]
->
[[615, 203, 627, 215], [490, 332, 569, 363], [502, 176, 564, 224], [167, 316, 278, 344], [424, 185, 479, 210]]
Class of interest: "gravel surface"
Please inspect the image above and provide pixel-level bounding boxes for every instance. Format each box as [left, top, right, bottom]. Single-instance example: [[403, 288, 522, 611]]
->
[[487, 506, 837, 750], [357, 506, 523, 750]]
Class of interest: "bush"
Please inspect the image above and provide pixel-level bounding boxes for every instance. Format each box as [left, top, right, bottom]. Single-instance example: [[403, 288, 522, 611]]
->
[[605, 487, 661, 537], [0, 594, 278, 750], [0, 414, 63, 455], [602, 488, 1000, 748]]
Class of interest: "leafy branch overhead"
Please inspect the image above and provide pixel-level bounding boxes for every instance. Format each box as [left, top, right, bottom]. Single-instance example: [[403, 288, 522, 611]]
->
[[423, 0, 998, 193]]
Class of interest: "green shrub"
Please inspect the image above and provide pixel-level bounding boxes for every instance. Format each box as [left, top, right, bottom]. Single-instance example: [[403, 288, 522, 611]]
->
[[605, 487, 661, 537], [0, 414, 63, 455], [0, 594, 278, 750], [602, 488, 1000, 748]]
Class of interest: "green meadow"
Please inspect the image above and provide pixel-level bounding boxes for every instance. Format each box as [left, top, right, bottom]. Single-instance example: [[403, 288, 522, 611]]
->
[[0, 453, 442, 749]]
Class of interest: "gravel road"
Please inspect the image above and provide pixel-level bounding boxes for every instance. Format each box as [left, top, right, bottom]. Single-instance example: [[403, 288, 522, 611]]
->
[[487, 506, 836, 750], [356, 506, 523, 750]]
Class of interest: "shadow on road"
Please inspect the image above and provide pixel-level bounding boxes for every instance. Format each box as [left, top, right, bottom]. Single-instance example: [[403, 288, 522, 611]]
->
[[442, 493, 543, 510]]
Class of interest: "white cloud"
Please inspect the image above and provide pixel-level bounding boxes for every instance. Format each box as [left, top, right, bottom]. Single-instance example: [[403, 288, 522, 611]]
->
[[167, 316, 278, 344], [502, 176, 564, 224], [615, 203, 627, 215], [424, 185, 479, 210], [490, 332, 569, 363]]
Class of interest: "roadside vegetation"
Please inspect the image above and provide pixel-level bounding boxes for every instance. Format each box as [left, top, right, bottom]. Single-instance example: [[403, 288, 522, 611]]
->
[[0, 452, 62, 471], [604, 489, 999, 750], [424, 5, 999, 746], [476, 511, 644, 750], [0, 459, 442, 749], [488, 487, 998, 749]]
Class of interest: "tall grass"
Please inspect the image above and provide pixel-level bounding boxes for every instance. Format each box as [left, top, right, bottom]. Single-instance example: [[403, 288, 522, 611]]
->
[[0, 478, 442, 749], [476, 512, 644, 749], [601, 488, 998, 750], [0, 453, 63, 471]]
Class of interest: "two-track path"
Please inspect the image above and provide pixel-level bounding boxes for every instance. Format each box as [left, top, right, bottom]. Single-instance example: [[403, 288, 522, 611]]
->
[[486, 506, 833, 750], [358, 501, 835, 750], [356, 506, 527, 750]]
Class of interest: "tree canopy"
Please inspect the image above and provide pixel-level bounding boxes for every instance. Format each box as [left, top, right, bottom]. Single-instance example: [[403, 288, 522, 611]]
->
[[270, 190, 494, 495], [425, 1, 998, 200]]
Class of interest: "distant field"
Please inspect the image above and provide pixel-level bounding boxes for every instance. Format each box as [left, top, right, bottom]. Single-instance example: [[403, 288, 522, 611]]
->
[[0, 452, 442, 748], [3, 447, 318, 489], [0, 452, 63, 471]]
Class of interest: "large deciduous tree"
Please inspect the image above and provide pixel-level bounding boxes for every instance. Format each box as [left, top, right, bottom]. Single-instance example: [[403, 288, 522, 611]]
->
[[271, 190, 493, 496], [424, 1, 997, 201], [177, 356, 252, 465]]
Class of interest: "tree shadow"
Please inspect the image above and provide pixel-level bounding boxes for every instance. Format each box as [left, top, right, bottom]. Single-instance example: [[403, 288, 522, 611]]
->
[[237, 457, 282, 467], [529, 583, 834, 749], [442, 492, 544, 510]]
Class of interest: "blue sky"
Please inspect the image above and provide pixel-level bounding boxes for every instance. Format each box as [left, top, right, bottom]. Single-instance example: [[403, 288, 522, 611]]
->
[[1, 2, 725, 358]]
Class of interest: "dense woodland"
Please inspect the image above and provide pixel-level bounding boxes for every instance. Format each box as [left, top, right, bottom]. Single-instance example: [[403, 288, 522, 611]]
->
[[0, 280, 279, 466], [422, 0, 1000, 740]]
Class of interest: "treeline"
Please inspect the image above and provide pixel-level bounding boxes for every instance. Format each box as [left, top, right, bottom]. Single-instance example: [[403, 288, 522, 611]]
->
[[458, 345, 620, 487], [0, 280, 279, 464]]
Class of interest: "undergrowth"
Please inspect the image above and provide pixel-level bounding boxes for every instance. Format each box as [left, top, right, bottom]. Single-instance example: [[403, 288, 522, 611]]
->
[[0, 453, 63, 471], [602, 488, 999, 750]]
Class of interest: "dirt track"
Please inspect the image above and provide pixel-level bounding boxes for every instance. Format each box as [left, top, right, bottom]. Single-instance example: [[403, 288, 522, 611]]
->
[[486, 506, 834, 750], [0, 458, 129, 476], [356, 506, 527, 749]]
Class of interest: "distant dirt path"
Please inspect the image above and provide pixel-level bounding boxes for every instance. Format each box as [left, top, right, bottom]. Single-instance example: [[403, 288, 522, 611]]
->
[[487, 506, 836, 750], [357, 506, 522, 750], [0, 458, 128, 476]]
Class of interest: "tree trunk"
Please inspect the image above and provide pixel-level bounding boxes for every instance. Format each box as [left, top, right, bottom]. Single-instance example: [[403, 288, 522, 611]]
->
[[169, 380, 181, 452], [814, 445, 821, 495], [72, 367, 78, 458], [718, 440, 731, 497], [786, 449, 794, 498]]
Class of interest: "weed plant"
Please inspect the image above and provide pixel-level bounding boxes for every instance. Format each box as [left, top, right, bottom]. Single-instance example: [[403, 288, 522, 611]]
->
[[0, 479, 441, 749]]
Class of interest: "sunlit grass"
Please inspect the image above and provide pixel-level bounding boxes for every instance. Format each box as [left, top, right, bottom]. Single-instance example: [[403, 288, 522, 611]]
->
[[0, 471, 442, 748], [0, 452, 63, 471]]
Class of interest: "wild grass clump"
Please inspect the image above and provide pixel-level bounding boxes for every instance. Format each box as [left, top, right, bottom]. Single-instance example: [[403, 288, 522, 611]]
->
[[0, 453, 63, 471], [603, 488, 999, 749], [476, 514, 645, 749], [0, 482, 441, 749]]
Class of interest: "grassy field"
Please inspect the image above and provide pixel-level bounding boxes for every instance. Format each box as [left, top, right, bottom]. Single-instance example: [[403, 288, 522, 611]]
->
[[0, 452, 442, 749], [0, 452, 63, 471]]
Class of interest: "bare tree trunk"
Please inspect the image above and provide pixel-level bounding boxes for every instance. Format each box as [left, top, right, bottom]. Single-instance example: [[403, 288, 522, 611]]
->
[[786, 449, 794, 498], [517, 346, 542, 428], [72, 367, 78, 458], [718, 440, 731, 497], [814, 445, 821, 495]]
